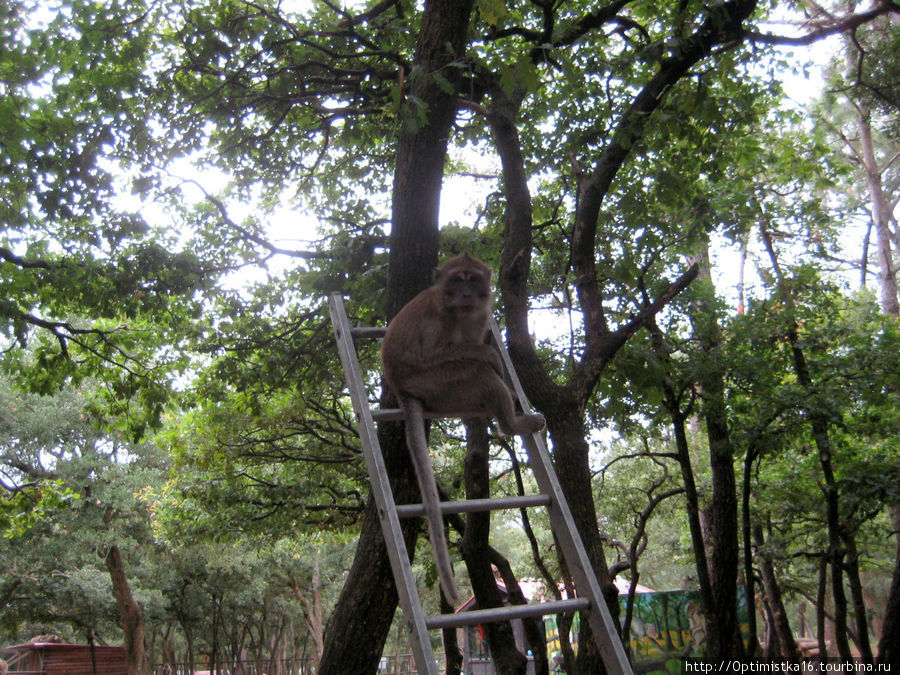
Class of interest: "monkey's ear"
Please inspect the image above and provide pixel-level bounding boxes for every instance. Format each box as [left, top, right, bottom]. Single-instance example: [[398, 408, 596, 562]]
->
[[432, 266, 443, 282]]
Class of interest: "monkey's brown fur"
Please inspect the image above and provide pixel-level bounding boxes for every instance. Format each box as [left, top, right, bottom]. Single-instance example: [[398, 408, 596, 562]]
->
[[381, 253, 545, 604]]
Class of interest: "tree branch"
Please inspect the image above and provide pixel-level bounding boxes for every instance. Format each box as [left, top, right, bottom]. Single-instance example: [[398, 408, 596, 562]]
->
[[0, 246, 54, 270], [0, 302, 147, 377], [746, 2, 898, 47], [552, 0, 638, 48]]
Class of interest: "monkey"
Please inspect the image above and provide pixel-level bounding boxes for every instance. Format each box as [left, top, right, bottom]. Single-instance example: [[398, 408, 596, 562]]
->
[[381, 253, 545, 605]]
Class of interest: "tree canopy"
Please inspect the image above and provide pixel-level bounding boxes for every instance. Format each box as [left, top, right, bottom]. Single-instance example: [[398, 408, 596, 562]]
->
[[2, 0, 898, 673]]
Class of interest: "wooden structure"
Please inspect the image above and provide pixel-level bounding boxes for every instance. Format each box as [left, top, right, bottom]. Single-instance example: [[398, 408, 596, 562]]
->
[[455, 586, 541, 675], [329, 294, 633, 675], [0, 642, 127, 675]]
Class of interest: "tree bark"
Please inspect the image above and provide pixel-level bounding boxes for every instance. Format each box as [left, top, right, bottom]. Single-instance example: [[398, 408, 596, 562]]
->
[[461, 421, 527, 674], [387, 0, 474, 316], [319, 423, 422, 674], [490, 552, 549, 675], [105, 545, 146, 675], [742, 449, 760, 658], [688, 243, 745, 661], [440, 591, 463, 675], [554, 413, 622, 673], [488, 81, 697, 674], [857, 83, 900, 675], [858, 103, 899, 316], [319, 2, 475, 672], [649, 320, 718, 649], [288, 569, 324, 665], [753, 525, 799, 660], [851, 76, 899, 671], [794, 329, 854, 664], [877, 507, 900, 670], [843, 534, 874, 663], [760, 225, 854, 662], [817, 555, 829, 659]]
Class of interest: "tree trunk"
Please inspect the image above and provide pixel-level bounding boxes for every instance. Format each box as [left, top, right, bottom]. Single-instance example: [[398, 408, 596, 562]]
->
[[858, 88, 900, 675], [858, 104, 899, 316], [552, 413, 621, 674], [688, 244, 744, 661], [843, 534, 874, 663], [105, 545, 146, 675], [318, 1, 475, 672], [288, 569, 324, 665], [462, 420, 527, 674], [318, 423, 421, 674], [797, 351, 853, 662], [183, 622, 195, 674], [753, 525, 799, 660], [491, 553, 549, 675], [760, 226, 853, 662], [855, 83, 899, 672], [488, 85, 623, 675], [877, 507, 900, 670], [649, 320, 717, 649], [817, 555, 829, 659], [742, 449, 760, 658], [440, 591, 463, 675], [760, 596, 780, 659]]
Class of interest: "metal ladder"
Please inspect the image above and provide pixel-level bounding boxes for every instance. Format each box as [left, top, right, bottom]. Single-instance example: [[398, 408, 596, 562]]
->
[[329, 293, 633, 675]]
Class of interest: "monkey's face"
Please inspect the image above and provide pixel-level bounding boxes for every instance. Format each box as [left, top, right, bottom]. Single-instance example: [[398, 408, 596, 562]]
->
[[441, 269, 490, 314]]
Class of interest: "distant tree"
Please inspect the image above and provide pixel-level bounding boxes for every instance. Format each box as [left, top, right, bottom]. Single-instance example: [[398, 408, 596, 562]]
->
[[812, 10, 899, 665], [0, 381, 168, 670]]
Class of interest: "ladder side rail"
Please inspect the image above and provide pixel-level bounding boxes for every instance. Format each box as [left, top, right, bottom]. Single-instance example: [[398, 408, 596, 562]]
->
[[328, 293, 439, 675], [522, 433, 633, 675], [487, 318, 634, 675]]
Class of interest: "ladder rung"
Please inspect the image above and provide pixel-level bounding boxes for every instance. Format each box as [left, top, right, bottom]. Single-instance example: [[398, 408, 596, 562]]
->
[[396, 494, 552, 518], [371, 407, 492, 422], [350, 326, 386, 339], [425, 598, 590, 630]]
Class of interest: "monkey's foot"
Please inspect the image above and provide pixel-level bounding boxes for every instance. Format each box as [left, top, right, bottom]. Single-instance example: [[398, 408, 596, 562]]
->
[[501, 413, 546, 435]]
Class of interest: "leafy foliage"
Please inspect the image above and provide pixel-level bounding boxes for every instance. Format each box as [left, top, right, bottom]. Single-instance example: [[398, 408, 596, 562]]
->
[[1, 0, 898, 666]]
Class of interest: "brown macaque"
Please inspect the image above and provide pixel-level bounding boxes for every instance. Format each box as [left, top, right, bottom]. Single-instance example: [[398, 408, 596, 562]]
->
[[381, 253, 545, 604]]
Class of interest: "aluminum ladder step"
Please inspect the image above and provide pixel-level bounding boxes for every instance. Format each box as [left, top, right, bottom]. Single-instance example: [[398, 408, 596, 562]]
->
[[395, 494, 551, 518], [425, 597, 590, 631]]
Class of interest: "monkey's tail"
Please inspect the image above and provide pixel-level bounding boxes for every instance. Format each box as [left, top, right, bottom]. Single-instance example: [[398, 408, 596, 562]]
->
[[403, 398, 459, 607]]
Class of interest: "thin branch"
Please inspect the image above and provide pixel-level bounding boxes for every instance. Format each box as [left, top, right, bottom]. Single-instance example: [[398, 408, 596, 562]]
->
[[186, 179, 324, 261], [746, 2, 897, 47]]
